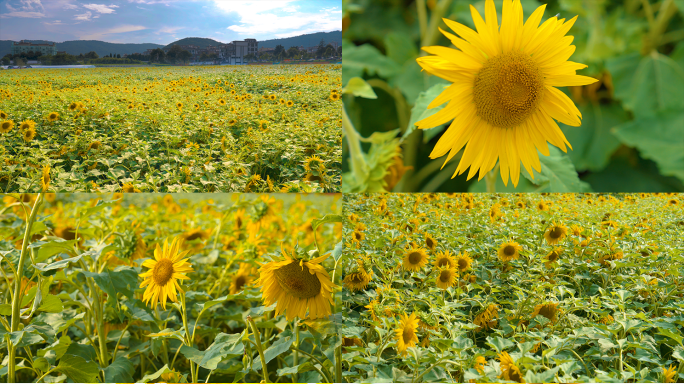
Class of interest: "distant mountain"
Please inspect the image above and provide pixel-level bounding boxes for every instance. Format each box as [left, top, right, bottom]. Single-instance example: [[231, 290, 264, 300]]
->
[[0, 40, 163, 58], [259, 31, 342, 49], [164, 37, 223, 49]]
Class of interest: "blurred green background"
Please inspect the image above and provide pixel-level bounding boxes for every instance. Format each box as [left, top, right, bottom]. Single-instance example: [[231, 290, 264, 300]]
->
[[341, 0, 684, 192]]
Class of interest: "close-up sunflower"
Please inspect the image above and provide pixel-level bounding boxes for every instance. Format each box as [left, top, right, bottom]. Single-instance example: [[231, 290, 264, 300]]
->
[[256, 250, 334, 321], [403, 246, 429, 271], [139, 237, 194, 309], [498, 351, 524, 382], [342, 0, 684, 193], [498, 241, 522, 262], [22, 127, 36, 142], [395, 312, 419, 355], [456, 251, 473, 272]]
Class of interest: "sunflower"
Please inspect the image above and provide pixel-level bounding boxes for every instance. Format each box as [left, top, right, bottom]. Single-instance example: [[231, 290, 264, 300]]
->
[[0, 120, 14, 133], [544, 222, 567, 245], [433, 250, 456, 269], [68, 102, 79, 111], [19, 120, 36, 130], [435, 267, 457, 289], [456, 251, 473, 272], [403, 247, 429, 271], [537, 200, 549, 211], [530, 302, 559, 323], [343, 264, 373, 292], [41, 165, 50, 191], [498, 351, 524, 382], [474, 355, 487, 374], [416, 0, 596, 186], [351, 230, 365, 242], [425, 233, 438, 250], [474, 304, 499, 331], [544, 247, 562, 268], [182, 228, 210, 242], [47, 112, 59, 122], [256, 250, 334, 321], [23, 127, 36, 142], [122, 182, 140, 193], [570, 224, 583, 236], [498, 241, 522, 262], [176, 102, 183, 109], [139, 237, 194, 309], [329, 92, 340, 101], [218, 99, 226, 106], [395, 312, 419, 355], [286, 100, 294, 107], [664, 364, 678, 383], [229, 263, 256, 294], [0, 110, 7, 119]]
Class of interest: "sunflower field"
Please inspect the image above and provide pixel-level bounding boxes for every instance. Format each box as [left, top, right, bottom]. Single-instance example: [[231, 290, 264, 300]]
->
[[0, 64, 342, 193], [342, 0, 684, 193], [0, 192, 346, 383], [342, 192, 684, 383]]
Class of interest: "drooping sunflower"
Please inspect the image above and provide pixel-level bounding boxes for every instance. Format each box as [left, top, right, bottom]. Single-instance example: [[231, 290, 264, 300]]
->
[[425, 233, 438, 250], [456, 251, 473, 272], [139, 237, 194, 309], [544, 222, 567, 245], [474, 303, 499, 331], [474, 355, 487, 374], [403, 247, 429, 271], [416, 0, 597, 186], [435, 267, 457, 289], [395, 312, 419, 355], [530, 302, 559, 323], [0, 120, 14, 133], [343, 264, 373, 292], [433, 250, 456, 269], [498, 351, 524, 382], [256, 250, 334, 321], [498, 241, 522, 262]]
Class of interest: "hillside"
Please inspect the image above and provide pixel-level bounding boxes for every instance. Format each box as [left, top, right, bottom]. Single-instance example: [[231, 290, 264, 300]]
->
[[259, 31, 342, 49], [0, 40, 163, 58], [164, 37, 223, 49]]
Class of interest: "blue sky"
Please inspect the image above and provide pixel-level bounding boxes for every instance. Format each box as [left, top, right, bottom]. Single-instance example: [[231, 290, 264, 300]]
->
[[0, 0, 341, 44]]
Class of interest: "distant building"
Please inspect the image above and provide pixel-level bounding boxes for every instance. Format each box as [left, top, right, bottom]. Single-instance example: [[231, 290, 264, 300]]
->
[[219, 38, 257, 64], [11, 40, 57, 56]]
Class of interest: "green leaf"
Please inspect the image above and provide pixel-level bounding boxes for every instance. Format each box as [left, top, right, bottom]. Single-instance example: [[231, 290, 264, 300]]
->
[[521, 144, 585, 192], [560, 103, 628, 172], [34, 255, 82, 272], [277, 362, 314, 376], [342, 77, 377, 99], [54, 354, 99, 383], [32, 356, 50, 372], [311, 214, 344, 231], [65, 343, 98, 362], [342, 42, 400, 84], [606, 52, 684, 118], [37, 294, 63, 313], [658, 328, 684, 346], [199, 295, 229, 312], [485, 336, 514, 353], [252, 336, 294, 371], [197, 332, 244, 370], [384, 31, 418, 66], [103, 356, 135, 382], [403, 84, 449, 140], [612, 111, 684, 182], [0, 304, 11, 316], [84, 266, 138, 301], [140, 364, 175, 383], [147, 328, 186, 343]]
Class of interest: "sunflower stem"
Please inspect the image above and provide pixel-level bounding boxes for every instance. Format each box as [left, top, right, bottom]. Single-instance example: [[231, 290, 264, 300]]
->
[[180, 293, 198, 383], [293, 319, 299, 382], [342, 106, 369, 189], [8, 193, 43, 383], [248, 316, 270, 383], [485, 165, 499, 193], [416, 0, 428, 42]]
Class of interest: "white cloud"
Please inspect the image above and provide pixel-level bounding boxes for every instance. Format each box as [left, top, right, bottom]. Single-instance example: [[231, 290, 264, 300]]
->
[[82, 4, 119, 14], [78, 24, 148, 40], [1, 0, 45, 17], [19, 0, 43, 11], [218, 1, 340, 37], [157, 26, 184, 35], [74, 11, 93, 20], [1, 11, 46, 18]]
